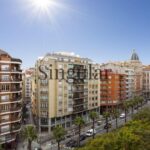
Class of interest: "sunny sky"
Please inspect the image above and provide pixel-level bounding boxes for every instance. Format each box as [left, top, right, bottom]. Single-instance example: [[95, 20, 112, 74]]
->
[[0, 0, 150, 68]]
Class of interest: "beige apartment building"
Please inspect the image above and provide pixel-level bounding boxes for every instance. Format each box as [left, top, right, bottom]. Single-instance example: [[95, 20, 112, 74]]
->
[[32, 50, 144, 133], [32, 52, 100, 133], [0, 49, 22, 149]]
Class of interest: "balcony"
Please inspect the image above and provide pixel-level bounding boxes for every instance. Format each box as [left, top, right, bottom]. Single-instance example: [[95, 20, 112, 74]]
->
[[73, 92, 88, 99], [40, 83, 48, 86], [0, 124, 21, 136], [100, 100, 120, 106], [0, 105, 22, 115], [0, 78, 22, 83], [73, 105, 88, 113], [73, 101, 87, 107], [11, 69, 22, 72], [11, 87, 22, 92], [73, 96, 87, 100], [75, 88, 88, 93], [0, 135, 16, 144], [0, 116, 21, 126], [100, 97, 109, 101], [72, 79, 85, 84], [0, 96, 22, 104], [40, 91, 48, 94], [11, 124, 21, 131], [0, 69, 10, 72]]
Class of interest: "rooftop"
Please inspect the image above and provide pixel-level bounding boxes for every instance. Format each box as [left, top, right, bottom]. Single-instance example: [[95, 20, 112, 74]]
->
[[0, 49, 9, 55]]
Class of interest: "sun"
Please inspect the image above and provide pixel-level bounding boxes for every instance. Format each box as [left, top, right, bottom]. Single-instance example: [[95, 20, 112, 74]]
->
[[31, 0, 51, 11], [24, 0, 69, 24]]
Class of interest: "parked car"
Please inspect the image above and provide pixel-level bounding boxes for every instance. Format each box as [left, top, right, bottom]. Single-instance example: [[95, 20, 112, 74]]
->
[[104, 123, 112, 129], [86, 129, 96, 137], [34, 148, 42, 150], [119, 113, 125, 119], [65, 133, 72, 138], [80, 134, 87, 141], [65, 139, 78, 147]]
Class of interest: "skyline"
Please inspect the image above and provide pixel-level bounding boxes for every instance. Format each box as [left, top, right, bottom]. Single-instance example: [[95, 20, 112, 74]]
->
[[0, 0, 150, 68]]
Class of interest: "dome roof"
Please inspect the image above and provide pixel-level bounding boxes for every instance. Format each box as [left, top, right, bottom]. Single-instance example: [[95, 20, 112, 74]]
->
[[131, 50, 139, 61]]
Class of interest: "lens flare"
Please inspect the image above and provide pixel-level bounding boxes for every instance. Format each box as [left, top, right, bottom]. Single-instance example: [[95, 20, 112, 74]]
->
[[32, 0, 51, 11]]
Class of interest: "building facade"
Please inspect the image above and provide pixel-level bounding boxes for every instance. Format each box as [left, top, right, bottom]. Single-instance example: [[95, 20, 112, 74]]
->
[[22, 68, 34, 103], [124, 68, 135, 100], [32, 52, 100, 133], [32, 50, 145, 133], [0, 49, 22, 148], [103, 50, 143, 99], [100, 69, 126, 113], [143, 65, 150, 99], [112, 50, 143, 97]]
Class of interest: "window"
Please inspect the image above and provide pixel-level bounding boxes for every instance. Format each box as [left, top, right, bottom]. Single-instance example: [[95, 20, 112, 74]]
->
[[1, 125, 10, 133], [115, 76, 119, 79], [40, 111, 48, 117], [1, 65, 9, 71], [108, 76, 112, 79], [1, 75, 9, 81], [41, 103, 48, 108], [0, 104, 10, 112], [41, 118, 48, 125], [1, 115, 9, 122], [0, 136, 5, 142], [58, 64, 63, 69], [1, 84, 9, 91], [1, 95, 9, 101]]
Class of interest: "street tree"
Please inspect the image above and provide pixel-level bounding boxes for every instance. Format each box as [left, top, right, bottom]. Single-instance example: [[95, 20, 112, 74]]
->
[[22, 125, 38, 150], [89, 111, 98, 139], [103, 111, 110, 133], [53, 125, 66, 150], [123, 101, 130, 123], [74, 116, 85, 147], [112, 109, 120, 128]]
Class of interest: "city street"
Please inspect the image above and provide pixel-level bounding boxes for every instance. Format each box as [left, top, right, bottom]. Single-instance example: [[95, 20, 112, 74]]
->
[[15, 100, 150, 150], [40, 100, 150, 150], [16, 102, 37, 150], [26, 103, 34, 125]]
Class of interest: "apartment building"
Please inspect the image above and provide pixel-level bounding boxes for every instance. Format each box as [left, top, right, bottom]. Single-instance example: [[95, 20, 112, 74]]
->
[[22, 68, 34, 103], [100, 69, 126, 113], [104, 50, 143, 99], [32, 52, 100, 133], [32, 50, 144, 132], [143, 65, 150, 99], [88, 63, 100, 111], [112, 50, 143, 97], [0, 49, 22, 148], [124, 68, 135, 99]]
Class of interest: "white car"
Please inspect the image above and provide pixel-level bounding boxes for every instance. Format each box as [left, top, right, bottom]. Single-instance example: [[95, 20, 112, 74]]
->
[[120, 113, 125, 119], [86, 129, 96, 137]]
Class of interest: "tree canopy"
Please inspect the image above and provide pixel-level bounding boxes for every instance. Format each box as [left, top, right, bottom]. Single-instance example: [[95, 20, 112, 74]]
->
[[77, 107, 150, 150]]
